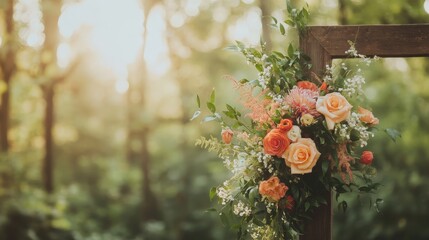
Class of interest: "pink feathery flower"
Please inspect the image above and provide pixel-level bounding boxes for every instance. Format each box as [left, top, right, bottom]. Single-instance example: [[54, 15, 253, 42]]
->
[[284, 86, 320, 117]]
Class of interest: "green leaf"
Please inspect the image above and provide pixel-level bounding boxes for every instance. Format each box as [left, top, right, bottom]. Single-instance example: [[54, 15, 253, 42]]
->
[[375, 198, 384, 212], [224, 45, 240, 51], [209, 187, 217, 201], [207, 102, 216, 113], [304, 202, 310, 211], [284, 19, 295, 27], [205, 208, 217, 213], [196, 95, 201, 108], [271, 16, 278, 24], [210, 88, 216, 103], [385, 128, 401, 142], [350, 129, 360, 141], [279, 23, 286, 35], [190, 110, 201, 121], [287, 44, 294, 58]]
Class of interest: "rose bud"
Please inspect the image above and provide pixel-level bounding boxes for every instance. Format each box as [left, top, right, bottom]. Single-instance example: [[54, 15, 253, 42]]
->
[[360, 151, 374, 165], [277, 119, 293, 132], [221, 128, 234, 144], [285, 195, 295, 210], [320, 82, 328, 92]]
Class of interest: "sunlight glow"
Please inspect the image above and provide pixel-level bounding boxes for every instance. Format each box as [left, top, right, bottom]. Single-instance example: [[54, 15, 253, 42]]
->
[[114, 66, 129, 94], [59, 0, 170, 81], [57, 43, 72, 69], [144, 6, 171, 76], [424, 0, 429, 14], [59, 0, 143, 76], [15, 0, 45, 48], [227, 7, 262, 45]]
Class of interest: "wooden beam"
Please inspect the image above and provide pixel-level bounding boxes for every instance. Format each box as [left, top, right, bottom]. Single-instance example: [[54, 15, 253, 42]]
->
[[307, 24, 429, 58]]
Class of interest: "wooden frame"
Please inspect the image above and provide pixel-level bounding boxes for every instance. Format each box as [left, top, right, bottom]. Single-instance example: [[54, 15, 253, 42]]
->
[[299, 24, 429, 240]]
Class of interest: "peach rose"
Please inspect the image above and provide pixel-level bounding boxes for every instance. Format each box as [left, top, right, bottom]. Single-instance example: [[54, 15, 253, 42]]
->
[[259, 176, 288, 202], [283, 138, 321, 174], [358, 107, 379, 125], [360, 151, 373, 165], [263, 129, 290, 157], [316, 92, 352, 130], [221, 129, 233, 144]]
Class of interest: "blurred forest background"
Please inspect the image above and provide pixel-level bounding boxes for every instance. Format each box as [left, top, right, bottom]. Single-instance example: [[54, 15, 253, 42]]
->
[[0, 0, 429, 239]]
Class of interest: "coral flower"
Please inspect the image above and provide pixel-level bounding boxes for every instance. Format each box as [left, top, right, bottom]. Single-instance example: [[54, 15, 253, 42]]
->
[[277, 119, 293, 132], [297, 80, 318, 91], [259, 176, 288, 202], [263, 129, 290, 157]]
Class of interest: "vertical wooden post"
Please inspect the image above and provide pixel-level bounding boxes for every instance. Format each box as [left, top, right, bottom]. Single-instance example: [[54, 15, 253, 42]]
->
[[297, 23, 429, 240], [299, 31, 333, 240]]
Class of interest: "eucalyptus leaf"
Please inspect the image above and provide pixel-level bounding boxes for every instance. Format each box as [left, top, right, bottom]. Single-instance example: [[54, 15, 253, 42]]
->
[[202, 115, 217, 123], [385, 128, 401, 142], [196, 94, 201, 108], [190, 110, 201, 121], [209, 187, 217, 201], [206, 102, 216, 113]]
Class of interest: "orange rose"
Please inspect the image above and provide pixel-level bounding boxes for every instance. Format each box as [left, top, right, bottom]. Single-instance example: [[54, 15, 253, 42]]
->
[[320, 82, 328, 92], [221, 129, 233, 144], [283, 138, 321, 174], [277, 119, 293, 132], [316, 92, 352, 130], [358, 107, 379, 125], [360, 151, 373, 165], [297, 81, 318, 92], [259, 176, 288, 202], [263, 129, 290, 157]]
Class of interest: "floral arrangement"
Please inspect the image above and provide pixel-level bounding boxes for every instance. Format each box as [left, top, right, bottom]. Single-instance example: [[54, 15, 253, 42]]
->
[[193, 3, 386, 240]]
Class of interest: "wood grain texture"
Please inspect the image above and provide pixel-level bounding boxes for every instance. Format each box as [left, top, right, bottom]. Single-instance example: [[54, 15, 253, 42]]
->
[[308, 24, 429, 58], [298, 23, 429, 240], [299, 30, 333, 240]]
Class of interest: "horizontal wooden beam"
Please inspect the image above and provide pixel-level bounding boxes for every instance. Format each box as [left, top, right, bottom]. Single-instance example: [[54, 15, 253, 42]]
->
[[307, 24, 429, 58]]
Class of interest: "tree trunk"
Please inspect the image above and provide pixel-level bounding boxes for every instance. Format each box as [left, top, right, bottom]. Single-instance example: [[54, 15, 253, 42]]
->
[[0, 0, 16, 153], [41, 0, 61, 193], [124, 0, 161, 223], [338, 0, 348, 25], [43, 85, 54, 193], [259, 0, 272, 51]]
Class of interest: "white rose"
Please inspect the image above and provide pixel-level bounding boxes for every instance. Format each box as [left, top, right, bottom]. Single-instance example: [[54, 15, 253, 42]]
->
[[287, 125, 301, 142]]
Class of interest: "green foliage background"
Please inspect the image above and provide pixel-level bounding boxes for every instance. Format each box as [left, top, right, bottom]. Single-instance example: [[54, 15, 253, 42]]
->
[[0, 0, 429, 239]]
